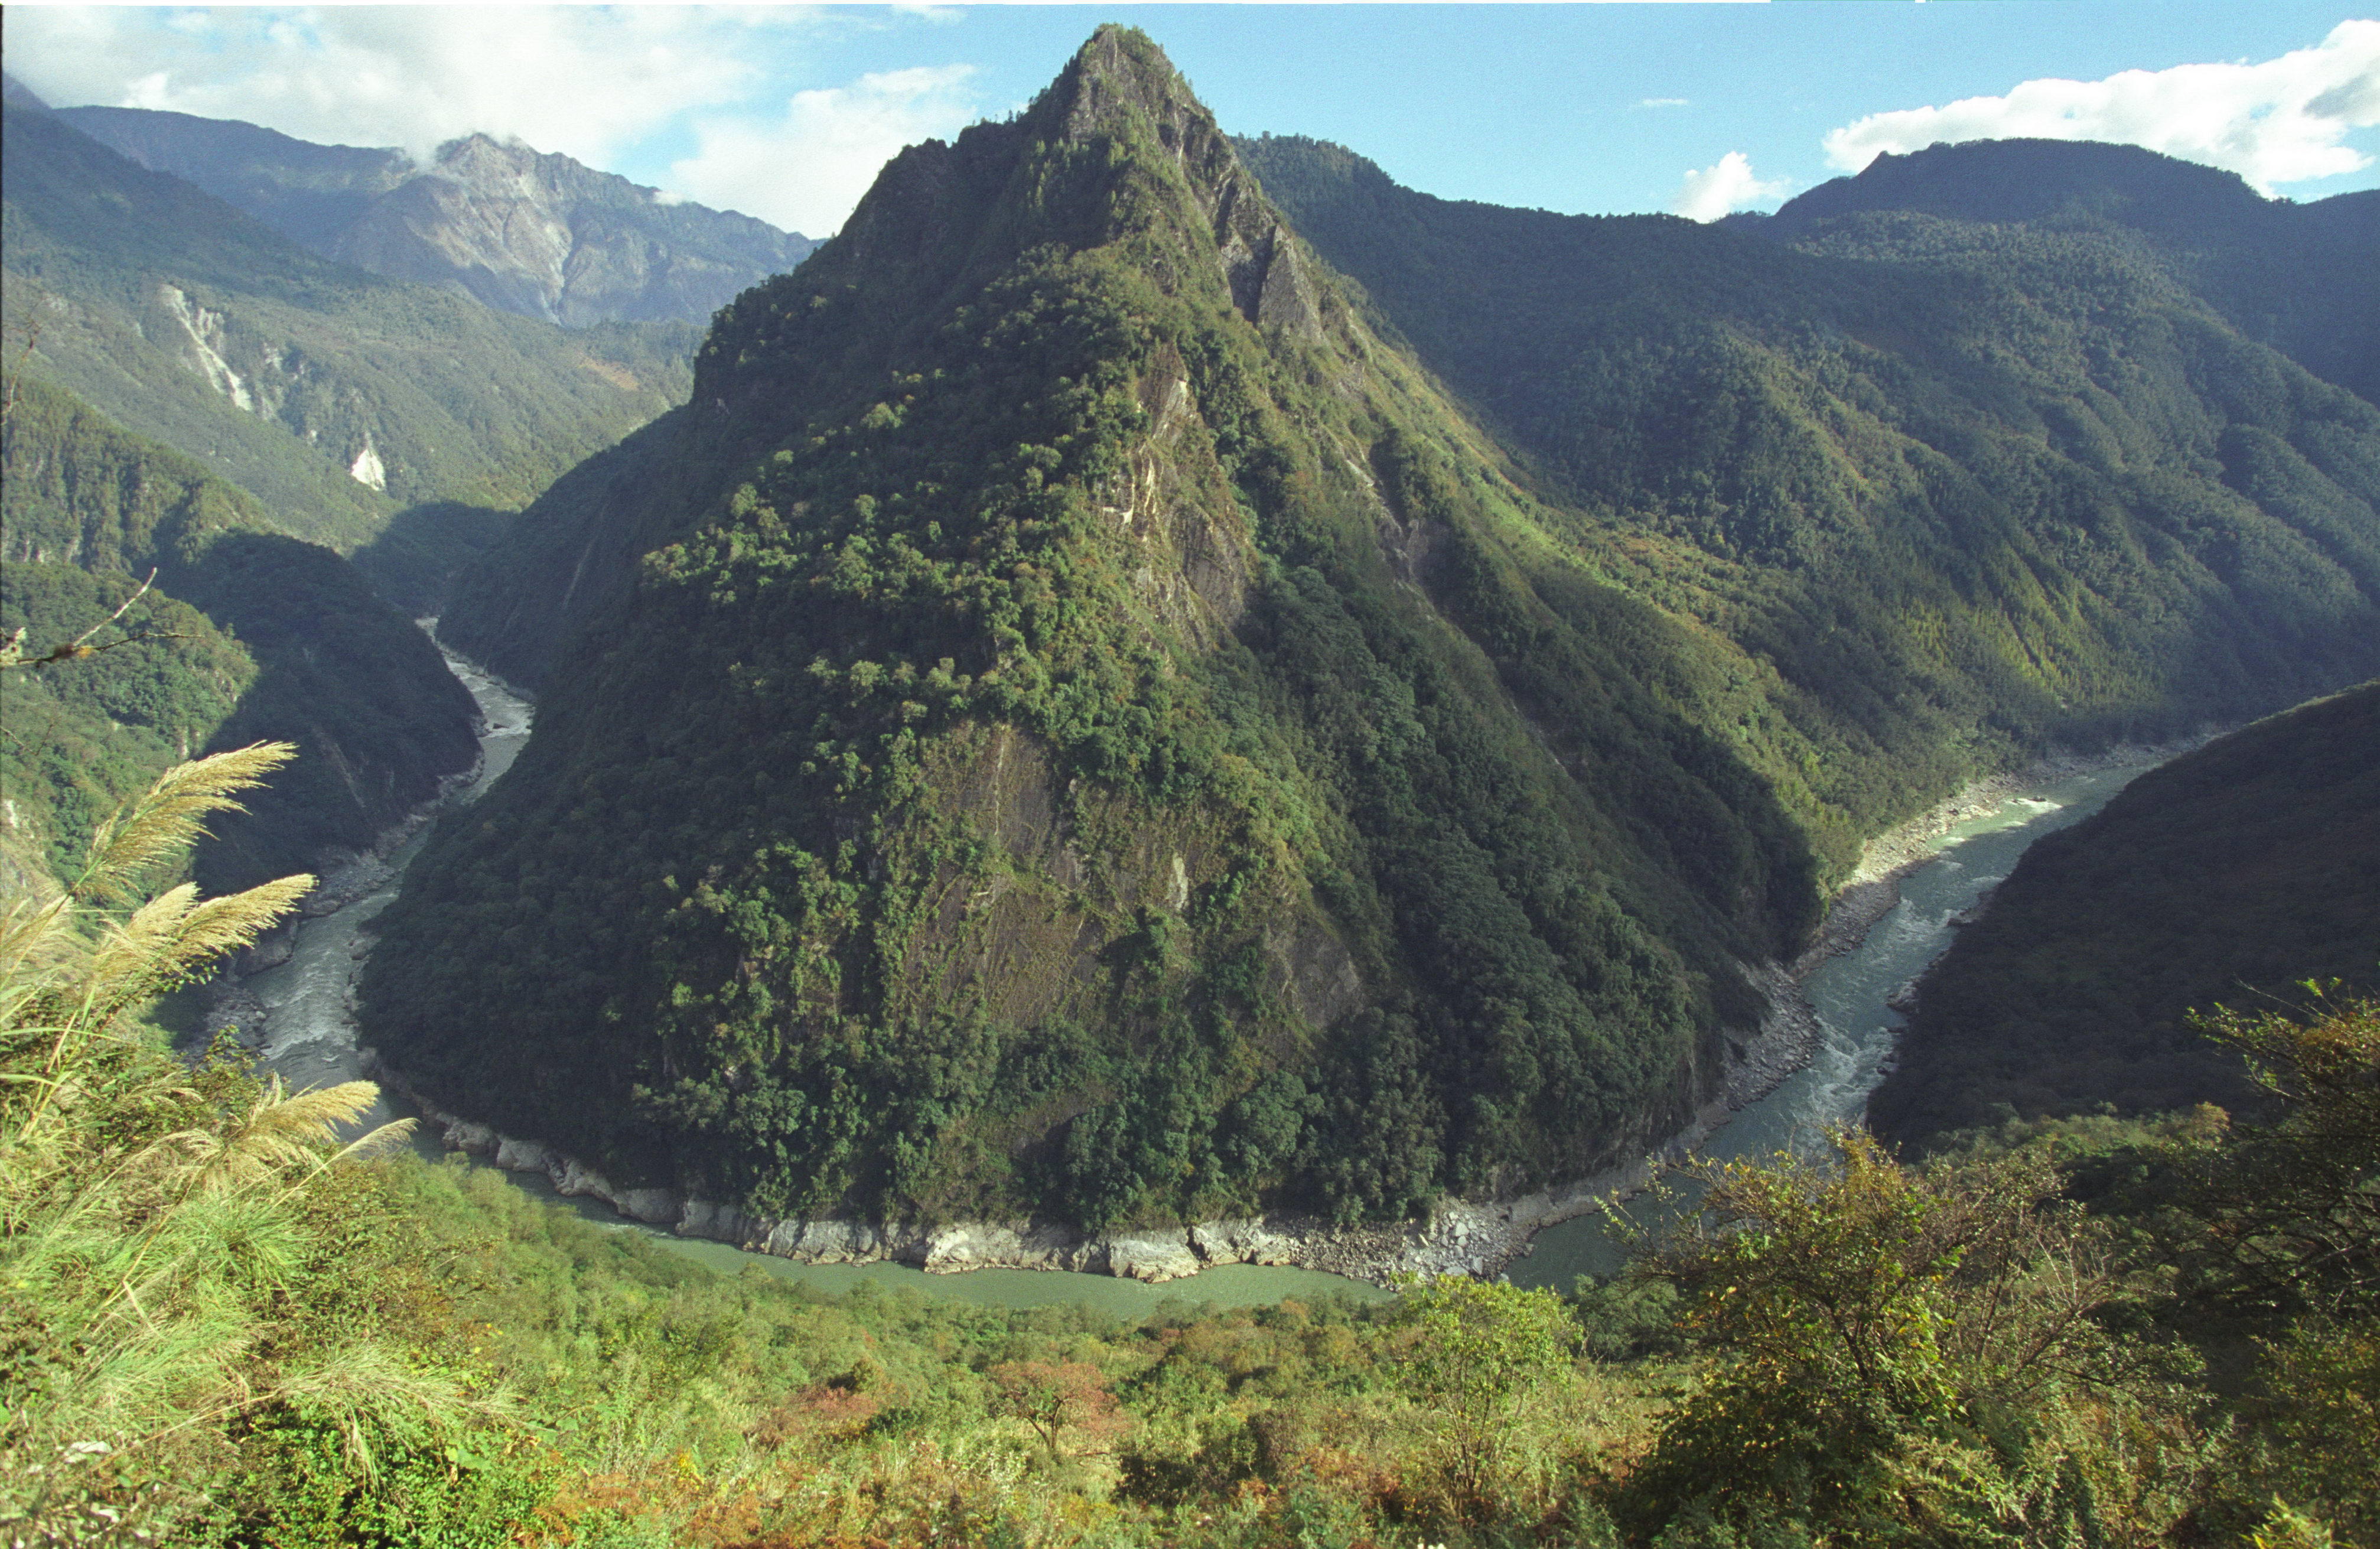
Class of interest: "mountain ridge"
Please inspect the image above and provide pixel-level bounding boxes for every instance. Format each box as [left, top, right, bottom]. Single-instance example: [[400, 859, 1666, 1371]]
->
[[54, 103, 818, 328], [1725, 136, 2380, 406], [2, 375, 480, 896], [2, 97, 698, 555]]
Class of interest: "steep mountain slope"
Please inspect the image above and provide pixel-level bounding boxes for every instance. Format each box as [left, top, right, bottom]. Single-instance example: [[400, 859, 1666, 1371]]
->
[[1732, 139, 2380, 405], [2, 376, 479, 895], [56, 106, 818, 328], [1869, 680, 2380, 1146], [367, 29, 1872, 1233], [2, 100, 697, 555], [386, 35, 2380, 1238], [1239, 133, 2380, 839]]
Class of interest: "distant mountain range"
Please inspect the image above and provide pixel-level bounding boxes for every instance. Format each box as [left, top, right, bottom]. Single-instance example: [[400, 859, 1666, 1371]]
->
[[2, 89, 699, 564], [1729, 137, 2380, 408], [28, 83, 817, 329], [0, 75, 733, 897]]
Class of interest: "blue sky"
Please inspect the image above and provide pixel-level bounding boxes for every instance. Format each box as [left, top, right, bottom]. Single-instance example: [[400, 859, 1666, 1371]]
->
[[5, 4, 2375, 237]]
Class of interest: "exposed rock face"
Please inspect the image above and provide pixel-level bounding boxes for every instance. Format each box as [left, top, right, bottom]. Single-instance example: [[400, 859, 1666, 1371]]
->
[[56, 108, 816, 327]]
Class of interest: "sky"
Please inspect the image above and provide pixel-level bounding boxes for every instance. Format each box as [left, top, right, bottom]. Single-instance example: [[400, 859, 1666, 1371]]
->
[[4, 4, 2376, 239]]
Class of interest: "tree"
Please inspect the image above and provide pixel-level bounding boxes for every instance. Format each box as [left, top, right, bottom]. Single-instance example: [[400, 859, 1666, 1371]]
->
[[1386, 1274, 1578, 1518], [986, 1360, 1130, 1458], [1610, 1130, 2181, 1545], [2163, 989, 2380, 1544], [2178, 988, 2380, 1319]]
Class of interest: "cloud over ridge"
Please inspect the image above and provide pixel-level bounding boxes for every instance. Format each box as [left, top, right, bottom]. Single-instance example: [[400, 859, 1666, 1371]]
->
[[1672, 151, 1790, 222], [1823, 19, 2380, 194]]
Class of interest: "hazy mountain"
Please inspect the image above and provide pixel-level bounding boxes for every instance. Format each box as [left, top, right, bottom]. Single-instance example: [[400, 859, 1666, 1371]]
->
[[1870, 679, 2379, 1146], [55, 105, 818, 328], [366, 32, 2380, 1238], [2, 98, 697, 561]]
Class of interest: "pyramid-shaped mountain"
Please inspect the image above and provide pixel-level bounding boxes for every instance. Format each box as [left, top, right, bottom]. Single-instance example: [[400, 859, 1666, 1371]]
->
[[364, 29, 1817, 1232], [363, 30, 2380, 1241]]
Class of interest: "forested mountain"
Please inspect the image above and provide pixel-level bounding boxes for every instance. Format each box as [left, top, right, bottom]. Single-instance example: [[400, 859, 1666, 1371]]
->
[[1239, 133, 2380, 795], [367, 29, 1841, 1232], [368, 31, 2380, 1240], [1870, 679, 2380, 1146], [54, 102, 818, 328], [1, 96, 697, 570], [1, 376, 479, 895], [1733, 138, 2380, 406]]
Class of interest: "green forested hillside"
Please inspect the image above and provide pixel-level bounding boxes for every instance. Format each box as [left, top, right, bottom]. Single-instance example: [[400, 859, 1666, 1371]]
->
[[1870, 680, 2380, 1146], [1, 99, 697, 560], [1238, 135, 2380, 785], [383, 36, 2380, 1238], [1736, 138, 2380, 406], [0, 565, 255, 894], [371, 30, 1851, 1232], [13, 751, 2376, 1544], [2, 376, 478, 893]]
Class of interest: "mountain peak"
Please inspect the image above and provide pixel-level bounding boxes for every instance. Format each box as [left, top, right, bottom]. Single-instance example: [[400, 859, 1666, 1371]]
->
[[1762, 136, 2275, 240], [1047, 24, 1199, 144], [2, 71, 52, 113]]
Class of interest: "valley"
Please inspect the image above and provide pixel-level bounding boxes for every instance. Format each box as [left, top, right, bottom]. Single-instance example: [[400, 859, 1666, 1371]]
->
[[2, 18, 2374, 1547]]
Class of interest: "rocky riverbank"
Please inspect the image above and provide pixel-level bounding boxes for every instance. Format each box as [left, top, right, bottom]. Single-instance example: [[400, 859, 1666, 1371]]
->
[[367, 952, 1825, 1288]]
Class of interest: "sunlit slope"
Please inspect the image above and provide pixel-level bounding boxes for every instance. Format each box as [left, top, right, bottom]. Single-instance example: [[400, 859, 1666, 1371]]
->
[[1741, 138, 2380, 406], [1, 100, 696, 554], [2, 377, 478, 894], [1240, 134, 2380, 852], [365, 30, 1903, 1233]]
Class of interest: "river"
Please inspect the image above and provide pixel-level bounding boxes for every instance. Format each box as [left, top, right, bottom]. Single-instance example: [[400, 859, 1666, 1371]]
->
[[1506, 762, 2156, 1290], [242, 633, 2156, 1312]]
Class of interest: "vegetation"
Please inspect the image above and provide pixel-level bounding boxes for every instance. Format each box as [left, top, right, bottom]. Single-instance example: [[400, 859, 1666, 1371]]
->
[[2, 97, 697, 558], [2, 375, 479, 895], [386, 33, 2380, 1239], [1237, 132, 2380, 795], [1736, 136, 2380, 408], [1870, 681, 2379, 1144], [370, 28, 1824, 1232], [9, 749, 2375, 1545]]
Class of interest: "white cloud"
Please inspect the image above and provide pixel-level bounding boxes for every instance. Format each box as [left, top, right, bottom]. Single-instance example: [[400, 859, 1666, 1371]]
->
[[0, 6, 791, 170], [1639, 97, 1691, 109], [668, 66, 982, 236], [1822, 19, 2380, 194], [1671, 151, 1791, 221]]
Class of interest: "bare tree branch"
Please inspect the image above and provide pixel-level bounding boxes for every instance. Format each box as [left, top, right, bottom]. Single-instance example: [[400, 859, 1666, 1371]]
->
[[2, 570, 191, 671]]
